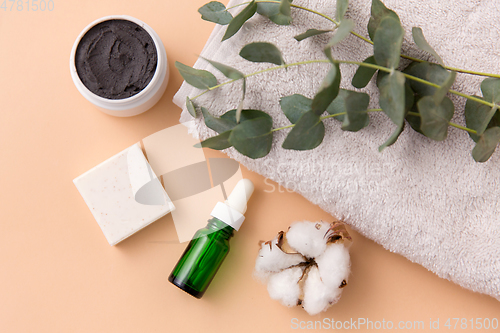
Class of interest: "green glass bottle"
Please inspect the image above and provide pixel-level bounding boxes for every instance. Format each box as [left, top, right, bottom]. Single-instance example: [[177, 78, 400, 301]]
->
[[168, 217, 234, 298], [168, 179, 254, 298]]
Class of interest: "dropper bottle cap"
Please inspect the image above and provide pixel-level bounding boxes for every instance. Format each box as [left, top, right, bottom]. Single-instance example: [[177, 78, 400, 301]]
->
[[210, 179, 254, 231]]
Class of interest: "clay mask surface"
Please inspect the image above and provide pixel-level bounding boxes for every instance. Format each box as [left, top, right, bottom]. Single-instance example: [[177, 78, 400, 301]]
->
[[75, 19, 157, 99]]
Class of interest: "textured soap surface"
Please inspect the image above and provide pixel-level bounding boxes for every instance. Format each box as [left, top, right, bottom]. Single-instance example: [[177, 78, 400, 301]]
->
[[74, 143, 175, 245]]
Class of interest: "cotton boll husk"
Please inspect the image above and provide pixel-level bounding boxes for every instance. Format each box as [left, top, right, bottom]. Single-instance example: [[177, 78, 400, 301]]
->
[[286, 221, 330, 258], [267, 266, 304, 307], [254, 235, 305, 281], [301, 266, 343, 316], [315, 243, 351, 289]]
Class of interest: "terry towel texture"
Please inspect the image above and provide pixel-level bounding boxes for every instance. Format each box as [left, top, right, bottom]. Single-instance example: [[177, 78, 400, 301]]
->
[[173, 0, 500, 300]]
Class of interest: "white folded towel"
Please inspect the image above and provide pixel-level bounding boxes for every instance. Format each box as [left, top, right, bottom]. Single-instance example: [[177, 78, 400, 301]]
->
[[173, 0, 500, 300]]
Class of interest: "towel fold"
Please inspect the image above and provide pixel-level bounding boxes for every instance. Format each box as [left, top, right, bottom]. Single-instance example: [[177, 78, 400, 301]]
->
[[173, 0, 500, 300]]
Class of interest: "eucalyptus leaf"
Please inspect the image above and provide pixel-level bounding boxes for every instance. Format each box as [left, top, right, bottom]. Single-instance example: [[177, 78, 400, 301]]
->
[[379, 123, 405, 152], [417, 95, 454, 141], [342, 91, 370, 132], [406, 105, 422, 134], [352, 56, 377, 88], [403, 61, 450, 96], [256, 0, 293, 25], [311, 63, 341, 116], [175, 61, 217, 90], [294, 29, 331, 42], [282, 111, 325, 150], [237, 79, 248, 123], [481, 78, 500, 104], [186, 97, 197, 118], [269, 0, 292, 25], [221, 109, 272, 123], [195, 131, 233, 150], [434, 71, 456, 105], [465, 97, 498, 139], [373, 16, 404, 69], [280, 94, 312, 124], [324, 89, 370, 130], [404, 81, 415, 112], [198, 1, 233, 25], [472, 127, 500, 162], [489, 110, 500, 129], [229, 117, 273, 158], [411, 27, 444, 66], [201, 107, 237, 133], [235, 80, 247, 124], [336, 0, 349, 21], [202, 57, 245, 80], [378, 70, 406, 126], [326, 19, 354, 48], [239, 42, 284, 65], [368, 0, 400, 41], [324, 47, 334, 64], [379, 69, 414, 112], [201, 58, 247, 123], [326, 89, 349, 121], [256, 1, 279, 16], [222, 0, 257, 41], [279, 0, 291, 16]]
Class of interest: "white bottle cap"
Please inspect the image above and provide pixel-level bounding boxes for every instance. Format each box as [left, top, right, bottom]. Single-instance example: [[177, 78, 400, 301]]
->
[[210, 179, 254, 231]]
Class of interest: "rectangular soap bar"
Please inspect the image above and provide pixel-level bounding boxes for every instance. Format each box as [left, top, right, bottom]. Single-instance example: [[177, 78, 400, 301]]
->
[[74, 143, 175, 246]]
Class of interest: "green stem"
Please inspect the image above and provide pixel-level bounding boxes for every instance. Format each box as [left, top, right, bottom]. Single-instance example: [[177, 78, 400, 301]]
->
[[321, 108, 383, 120], [407, 112, 477, 134], [226, 1, 373, 43], [226, 0, 500, 79], [190, 59, 330, 100], [226, 1, 337, 24], [335, 59, 497, 108], [396, 55, 500, 78], [270, 124, 294, 132], [271, 108, 478, 134], [448, 122, 478, 134], [271, 109, 382, 132]]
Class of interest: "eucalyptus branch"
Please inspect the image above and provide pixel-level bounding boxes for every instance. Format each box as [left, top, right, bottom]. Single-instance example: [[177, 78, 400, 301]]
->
[[188, 0, 500, 162], [190, 57, 496, 111], [224, 0, 500, 79]]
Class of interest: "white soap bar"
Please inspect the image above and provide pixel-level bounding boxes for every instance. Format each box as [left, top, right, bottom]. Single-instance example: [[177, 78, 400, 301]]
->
[[74, 143, 175, 246]]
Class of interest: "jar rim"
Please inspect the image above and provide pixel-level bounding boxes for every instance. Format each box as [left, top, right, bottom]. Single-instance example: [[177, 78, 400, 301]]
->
[[69, 15, 168, 116]]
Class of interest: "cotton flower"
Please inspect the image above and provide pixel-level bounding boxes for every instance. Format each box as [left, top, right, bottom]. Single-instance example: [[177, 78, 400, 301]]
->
[[254, 221, 352, 315]]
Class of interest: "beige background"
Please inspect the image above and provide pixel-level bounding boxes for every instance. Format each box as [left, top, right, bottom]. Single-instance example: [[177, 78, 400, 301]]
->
[[0, 0, 499, 332]]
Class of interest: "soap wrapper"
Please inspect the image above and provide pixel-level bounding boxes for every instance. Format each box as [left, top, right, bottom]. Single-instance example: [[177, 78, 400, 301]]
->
[[74, 143, 175, 246]]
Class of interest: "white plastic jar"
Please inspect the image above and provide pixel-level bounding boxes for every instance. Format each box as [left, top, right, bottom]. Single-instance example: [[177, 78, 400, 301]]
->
[[70, 15, 169, 117]]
